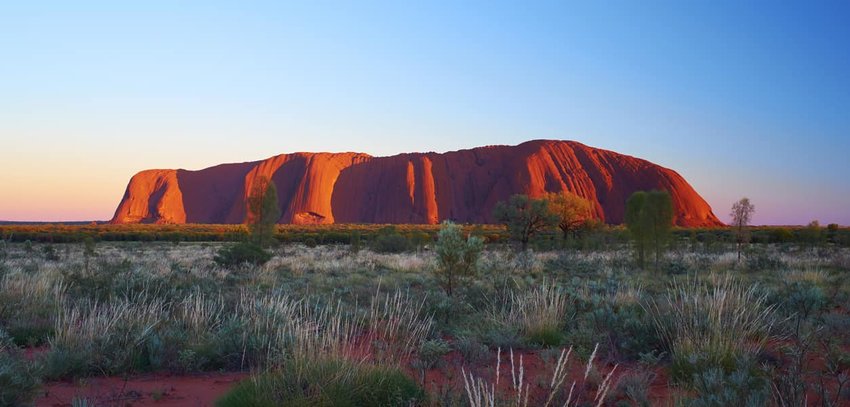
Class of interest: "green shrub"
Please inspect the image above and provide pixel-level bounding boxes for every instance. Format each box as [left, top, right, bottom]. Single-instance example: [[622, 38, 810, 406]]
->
[[217, 358, 424, 407], [433, 221, 483, 297], [476, 326, 523, 350], [771, 228, 794, 243], [370, 227, 411, 253], [773, 280, 827, 321], [304, 237, 318, 248], [415, 339, 451, 370], [526, 325, 565, 347], [662, 259, 690, 275], [615, 369, 655, 407], [349, 231, 362, 253], [42, 244, 60, 261], [544, 252, 611, 276], [0, 329, 41, 406], [214, 242, 272, 268], [584, 299, 661, 361], [685, 360, 770, 407], [455, 337, 489, 365], [746, 252, 786, 272]]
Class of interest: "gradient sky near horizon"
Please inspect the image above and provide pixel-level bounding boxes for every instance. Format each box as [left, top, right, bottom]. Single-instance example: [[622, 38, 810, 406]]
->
[[1, 1, 848, 225]]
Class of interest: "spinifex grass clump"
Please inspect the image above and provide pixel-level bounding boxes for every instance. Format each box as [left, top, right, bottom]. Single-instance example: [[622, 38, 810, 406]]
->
[[45, 294, 165, 378], [645, 276, 777, 382], [365, 289, 433, 362], [218, 358, 424, 407], [0, 270, 66, 345], [498, 281, 570, 347], [217, 288, 432, 405]]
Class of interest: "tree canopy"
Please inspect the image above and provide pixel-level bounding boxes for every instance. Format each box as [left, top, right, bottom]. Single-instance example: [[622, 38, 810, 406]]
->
[[625, 190, 673, 270], [542, 191, 595, 240], [246, 177, 281, 247], [492, 194, 559, 251]]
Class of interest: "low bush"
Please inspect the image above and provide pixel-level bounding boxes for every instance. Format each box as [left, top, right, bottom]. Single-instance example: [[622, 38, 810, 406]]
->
[[584, 299, 661, 361], [746, 252, 786, 272], [0, 329, 41, 406], [662, 259, 690, 275], [42, 244, 60, 261], [415, 339, 451, 370], [615, 369, 656, 407], [772, 280, 828, 322], [217, 358, 424, 407], [455, 337, 489, 365], [370, 227, 411, 254], [434, 221, 483, 297], [686, 360, 770, 407], [214, 242, 272, 268], [544, 252, 600, 276]]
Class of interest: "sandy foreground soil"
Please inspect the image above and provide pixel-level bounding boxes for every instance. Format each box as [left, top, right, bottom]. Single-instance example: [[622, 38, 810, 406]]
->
[[35, 372, 248, 407]]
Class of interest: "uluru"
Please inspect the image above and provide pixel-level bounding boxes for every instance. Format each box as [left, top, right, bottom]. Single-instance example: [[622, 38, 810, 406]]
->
[[110, 140, 722, 227]]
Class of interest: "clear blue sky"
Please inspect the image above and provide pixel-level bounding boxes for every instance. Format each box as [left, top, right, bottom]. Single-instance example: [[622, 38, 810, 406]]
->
[[1, 1, 848, 225]]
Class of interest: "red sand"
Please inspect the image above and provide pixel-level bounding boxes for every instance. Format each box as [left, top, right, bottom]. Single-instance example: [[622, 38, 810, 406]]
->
[[35, 372, 247, 407]]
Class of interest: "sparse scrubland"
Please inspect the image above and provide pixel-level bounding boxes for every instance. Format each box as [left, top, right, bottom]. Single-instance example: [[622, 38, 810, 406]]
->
[[0, 226, 849, 406]]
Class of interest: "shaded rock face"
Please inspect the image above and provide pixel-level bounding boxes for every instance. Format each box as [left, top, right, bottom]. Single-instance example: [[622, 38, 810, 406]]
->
[[111, 140, 723, 227]]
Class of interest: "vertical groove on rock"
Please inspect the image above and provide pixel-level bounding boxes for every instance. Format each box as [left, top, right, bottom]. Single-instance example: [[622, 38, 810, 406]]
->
[[111, 140, 723, 227]]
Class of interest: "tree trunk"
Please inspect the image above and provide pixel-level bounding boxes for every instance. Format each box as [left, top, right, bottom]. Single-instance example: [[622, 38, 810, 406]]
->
[[736, 242, 741, 262]]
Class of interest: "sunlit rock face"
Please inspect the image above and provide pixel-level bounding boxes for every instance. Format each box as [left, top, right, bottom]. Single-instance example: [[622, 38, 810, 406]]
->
[[110, 140, 723, 227]]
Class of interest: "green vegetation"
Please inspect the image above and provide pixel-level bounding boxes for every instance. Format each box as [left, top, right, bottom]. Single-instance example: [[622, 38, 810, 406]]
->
[[626, 190, 674, 270], [434, 221, 483, 297], [2, 222, 848, 249], [646, 277, 776, 382], [213, 240, 273, 267], [492, 194, 558, 251], [542, 191, 595, 241], [370, 226, 414, 253], [1, 209, 849, 405], [213, 176, 280, 267], [0, 329, 40, 406], [246, 176, 281, 248], [218, 359, 424, 407], [730, 197, 755, 262]]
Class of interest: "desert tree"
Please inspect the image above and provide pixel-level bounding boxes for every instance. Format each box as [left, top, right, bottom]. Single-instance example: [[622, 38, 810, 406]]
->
[[492, 194, 559, 251], [83, 236, 97, 272], [826, 223, 840, 244], [730, 197, 755, 261], [246, 176, 281, 248], [434, 221, 484, 297], [542, 191, 595, 242], [0, 231, 10, 266], [625, 190, 674, 270], [800, 220, 824, 247], [625, 192, 647, 268]]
